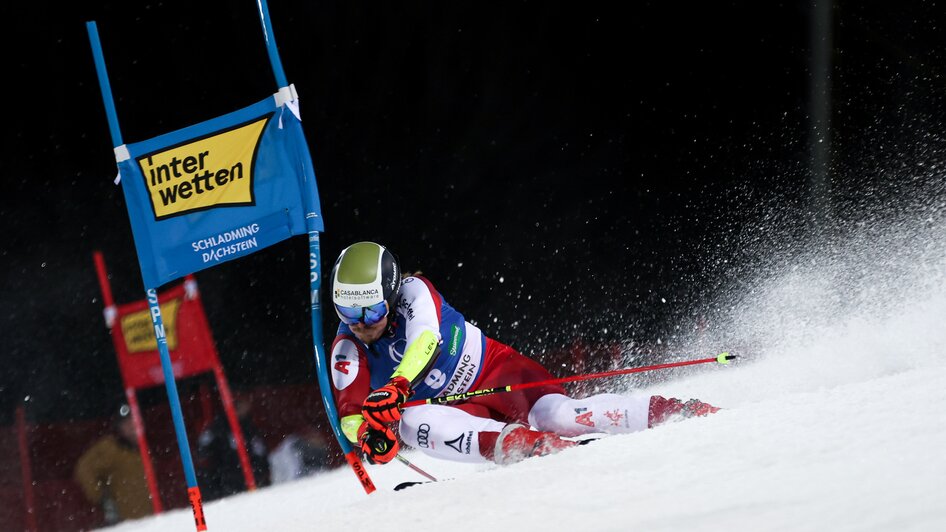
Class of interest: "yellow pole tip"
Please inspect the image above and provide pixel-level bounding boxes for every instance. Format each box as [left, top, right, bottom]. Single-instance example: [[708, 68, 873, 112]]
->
[[716, 352, 731, 364]]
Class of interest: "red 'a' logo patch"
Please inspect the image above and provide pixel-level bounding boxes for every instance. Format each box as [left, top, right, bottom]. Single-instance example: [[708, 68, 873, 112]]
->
[[334, 360, 351, 374], [575, 411, 595, 427]]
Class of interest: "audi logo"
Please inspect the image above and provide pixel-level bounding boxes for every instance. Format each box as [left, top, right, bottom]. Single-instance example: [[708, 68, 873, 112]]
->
[[416, 423, 430, 448]]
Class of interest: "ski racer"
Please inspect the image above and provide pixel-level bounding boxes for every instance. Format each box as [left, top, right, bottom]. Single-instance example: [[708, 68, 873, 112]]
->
[[329, 241, 719, 466]]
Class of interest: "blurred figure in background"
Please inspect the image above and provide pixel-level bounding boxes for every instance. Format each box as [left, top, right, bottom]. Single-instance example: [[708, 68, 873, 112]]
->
[[73, 404, 152, 526], [268, 425, 332, 484], [195, 397, 270, 500]]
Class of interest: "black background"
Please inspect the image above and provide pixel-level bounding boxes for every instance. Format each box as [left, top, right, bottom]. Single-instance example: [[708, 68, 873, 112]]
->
[[2, 1, 944, 423]]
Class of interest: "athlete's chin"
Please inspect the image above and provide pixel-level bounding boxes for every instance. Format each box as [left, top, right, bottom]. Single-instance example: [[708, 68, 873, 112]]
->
[[352, 324, 385, 344], [353, 332, 377, 344]]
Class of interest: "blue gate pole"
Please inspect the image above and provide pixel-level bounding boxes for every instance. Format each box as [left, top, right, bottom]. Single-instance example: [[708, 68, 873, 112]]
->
[[252, 0, 377, 493], [145, 290, 207, 529], [87, 21, 208, 530], [306, 228, 375, 493], [256, 0, 289, 88]]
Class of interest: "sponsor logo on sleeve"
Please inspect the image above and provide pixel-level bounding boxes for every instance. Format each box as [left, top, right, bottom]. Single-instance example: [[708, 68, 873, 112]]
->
[[397, 299, 415, 321], [334, 360, 351, 374], [331, 341, 360, 390]]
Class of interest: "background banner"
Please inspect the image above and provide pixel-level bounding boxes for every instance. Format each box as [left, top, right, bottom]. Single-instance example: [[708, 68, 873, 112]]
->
[[111, 282, 219, 389]]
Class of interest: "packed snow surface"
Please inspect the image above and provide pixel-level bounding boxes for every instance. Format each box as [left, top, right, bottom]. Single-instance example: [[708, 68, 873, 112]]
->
[[107, 215, 946, 532]]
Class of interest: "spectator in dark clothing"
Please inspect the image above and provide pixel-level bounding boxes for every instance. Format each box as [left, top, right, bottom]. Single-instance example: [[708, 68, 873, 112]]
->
[[195, 398, 270, 500]]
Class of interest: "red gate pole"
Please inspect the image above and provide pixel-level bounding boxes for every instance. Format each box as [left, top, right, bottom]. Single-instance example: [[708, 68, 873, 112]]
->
[[93, 251, 163, 513], [16, 405, 38, 532], [185, 277, 257, 492], [211, 366, 258, 491], [125, 390, 164, 512]]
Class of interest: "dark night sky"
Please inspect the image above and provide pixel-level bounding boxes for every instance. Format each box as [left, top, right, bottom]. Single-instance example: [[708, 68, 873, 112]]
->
[[2, 1, 944, 423]]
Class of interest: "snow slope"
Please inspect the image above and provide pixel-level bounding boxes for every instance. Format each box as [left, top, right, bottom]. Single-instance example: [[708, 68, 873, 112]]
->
[[106, 213, 946, 532]]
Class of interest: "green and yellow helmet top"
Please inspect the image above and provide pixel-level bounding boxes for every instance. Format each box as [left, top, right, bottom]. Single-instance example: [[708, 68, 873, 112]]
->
[[331, 241, 401, 312]]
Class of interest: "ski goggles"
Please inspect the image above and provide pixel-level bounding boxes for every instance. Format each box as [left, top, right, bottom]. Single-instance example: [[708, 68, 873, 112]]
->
[[334, 300, 389, 326]]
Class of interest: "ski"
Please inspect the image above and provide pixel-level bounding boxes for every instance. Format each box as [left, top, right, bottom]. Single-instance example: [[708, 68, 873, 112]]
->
[[394, 480, 440, 491]]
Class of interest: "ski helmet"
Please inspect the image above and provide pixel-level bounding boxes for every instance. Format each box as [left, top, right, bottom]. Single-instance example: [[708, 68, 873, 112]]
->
[[331, 242, 401, 325]]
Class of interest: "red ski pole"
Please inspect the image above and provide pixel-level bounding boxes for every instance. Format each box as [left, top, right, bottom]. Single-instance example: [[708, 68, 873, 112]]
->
[[395, 454, 438, 482], [402, 352, 735, 409]]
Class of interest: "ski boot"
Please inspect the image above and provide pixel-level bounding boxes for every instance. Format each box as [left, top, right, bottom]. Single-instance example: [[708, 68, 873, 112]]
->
[[493, 424, 578, 465], [648, 396, 720, 428]]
